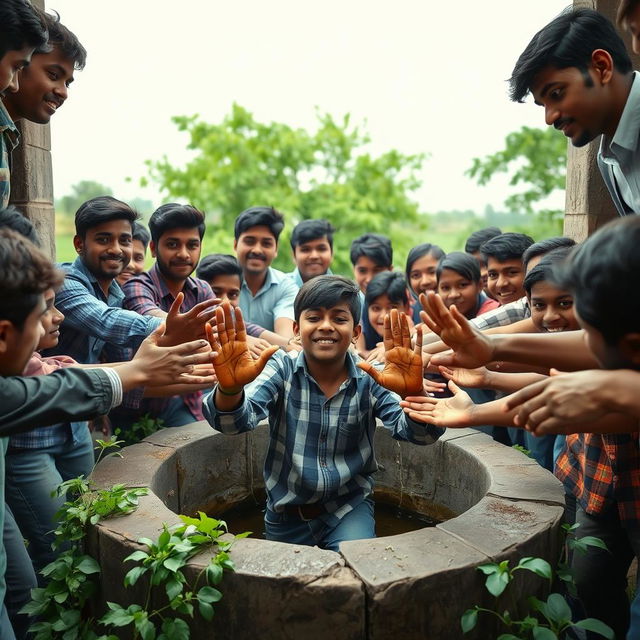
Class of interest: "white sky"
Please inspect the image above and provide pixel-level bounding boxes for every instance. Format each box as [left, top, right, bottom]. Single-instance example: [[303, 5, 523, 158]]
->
[[47, 0, 569, 214]]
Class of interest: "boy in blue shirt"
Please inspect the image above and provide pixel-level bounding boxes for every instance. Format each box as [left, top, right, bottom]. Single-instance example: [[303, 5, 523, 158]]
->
[[204, 275, 442, 551]]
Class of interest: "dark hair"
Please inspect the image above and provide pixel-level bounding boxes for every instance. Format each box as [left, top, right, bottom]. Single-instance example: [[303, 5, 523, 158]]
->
[[556, 216, 640, 345], [131, 222, 150, 250], [522, 236, 576, 270], [523, 246, 574, 295], [38, 11, 86, 70], [436, 251, 481, 284], [294, 275, 361, 324], [350, 233, 393, 268], [0, 0, 48, 59], [510, 8, 633, 103], [365, 271, 409, 306], [464, 227, 502, 254], [148, 203, 205, 245], [0, 205, 39, 245], [480, 232, 534, 264], [617, 0, 640, 27], [0, 227, 63, 328], [234, 206, 284, 242], [74, 196, 138, 238], [405, 242, 445, 280], [196, 253, 242, 282], [290, 219, 335, 250]]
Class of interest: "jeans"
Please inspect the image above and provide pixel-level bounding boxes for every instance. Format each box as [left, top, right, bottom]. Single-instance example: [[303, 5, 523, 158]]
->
[[5, 428, 94, 576], [629, 589, 640, 640], [264, 498, 375, 552]]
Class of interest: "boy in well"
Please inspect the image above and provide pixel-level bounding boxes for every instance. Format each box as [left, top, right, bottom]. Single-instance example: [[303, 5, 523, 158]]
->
[[204, 276, 442, 551]]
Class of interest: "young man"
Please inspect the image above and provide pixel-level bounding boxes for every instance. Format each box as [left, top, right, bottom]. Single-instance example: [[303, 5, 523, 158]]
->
[[234, 206, 297, 339], [287, 219, 334, 286], [204, 277, 442, 551], [197, 253, 242, 307], [349, 233, 393, 294], [116, 221, 149, 286], [510, 8, 638, 215], [464, 226, 502, 295]]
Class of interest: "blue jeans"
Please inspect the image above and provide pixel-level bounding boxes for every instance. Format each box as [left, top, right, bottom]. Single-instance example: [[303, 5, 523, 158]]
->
[[629, 589, 640, 640], [5, 428, 94, 576], [264, 498, 375, 552]]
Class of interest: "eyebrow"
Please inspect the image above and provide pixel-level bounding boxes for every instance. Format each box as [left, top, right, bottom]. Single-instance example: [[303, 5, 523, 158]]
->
[[533, 82, 560, 106], [48, 63, 74, 84]]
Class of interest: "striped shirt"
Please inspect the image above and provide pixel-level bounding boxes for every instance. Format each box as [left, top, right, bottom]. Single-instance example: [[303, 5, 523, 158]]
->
[[204, 350, 443, 526], [0, 102, 18, 208], [471, 297, 530, 331]]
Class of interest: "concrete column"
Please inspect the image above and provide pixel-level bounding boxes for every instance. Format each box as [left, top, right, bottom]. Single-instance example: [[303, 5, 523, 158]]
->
[[565, 0, 640, 240], [8, 0, 56, 258]]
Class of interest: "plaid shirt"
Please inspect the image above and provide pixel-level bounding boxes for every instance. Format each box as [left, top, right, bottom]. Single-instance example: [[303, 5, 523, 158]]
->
[[471, 297, 530, 331], [0, 102, 18, 208], [204, 350, 443, 526], [122, 263, 212, 420], [555, 432, 640, 525]]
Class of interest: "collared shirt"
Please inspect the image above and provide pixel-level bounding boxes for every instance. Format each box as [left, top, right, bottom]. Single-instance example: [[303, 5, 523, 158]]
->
[[286, 267, 333, 288], [555, 432, 640, 525], [0, 101, 19, 208], [122, 263, 213, 420], [599, 71, 640, 215], [470, 297, 530, 331], [43, 257, 162, 364], [204, 350, 443, 526], [239, 267, 297, 331]]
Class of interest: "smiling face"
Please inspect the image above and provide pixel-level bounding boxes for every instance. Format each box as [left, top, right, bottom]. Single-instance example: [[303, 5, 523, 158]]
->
[[234, 226, 278, 277], [38, 288, 65, 350], [208, 273, 241, 308], [3, 46, 74, 123], [293, 235, 333, 282], [528, 281, 579, 333], [437, 268, 482, 318], [353, 256, 390, 293], [486, 257, 525, 305], [116, 238, 146, 285], [368, 294, 409, 339], [0, 45, 34, 96], [152, 227, 201, 283], [294, 303, 360, 365], [408, 253, 439, 296]]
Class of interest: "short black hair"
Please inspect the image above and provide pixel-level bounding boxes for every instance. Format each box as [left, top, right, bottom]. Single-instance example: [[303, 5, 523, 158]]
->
[[509, 8, 632, 103], [0, 205, 39, 245], [556, 217, 640, 346], [405, 242, 446, 289], [294, 275, 361, 324], [290, 219, 335, 250], [74, 196, 138, 238], [0, 0, 48, 59], [523, 246, 573, 296], [131, 222, 150, 250], [234, 206, 284, 242], [39, 11, 86, 70], [148, 203, 205, 245], [365, 271, 409, 306], [350, 233, 393, 268], [196, 253, 242, 282], [481, 232, 534, 264], [436, 251, 481, 284], [522, 236, 576, 270], [464, 227, 502, 254]]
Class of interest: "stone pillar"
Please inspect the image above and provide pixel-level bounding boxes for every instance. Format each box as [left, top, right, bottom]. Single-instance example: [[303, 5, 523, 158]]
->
[[565, 0, 640, 240], [8, 0, 56, 259]]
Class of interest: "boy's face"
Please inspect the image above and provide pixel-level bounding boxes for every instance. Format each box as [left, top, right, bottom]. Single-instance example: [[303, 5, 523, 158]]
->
[[626, 4, 640, 54], [73, 219, 133, 283], [486, 257, 525, 305], [38, 288, 64, 350], [530, 63, 609, 148], [353, 256, 390, 293], [207, 274, 241, 308], [437, 268, 481, 318], [528, 281, 579, 333], [578, 312, 632, 370], [0, 292, 46, 376], [116, 239, 146, 285], [368, 294, 409, 338], [293, 236, 333, 282], [470, 251, 490, 293], [408, 253, 439, 296], [294, 303, 361, 364], [152, 227, 201, 283], [234, 225, 277, 276], [3, 47, 74, 124], [0, 45, 34, 96]]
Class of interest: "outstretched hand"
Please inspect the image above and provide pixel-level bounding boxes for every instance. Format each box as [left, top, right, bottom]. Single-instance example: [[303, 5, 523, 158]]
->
[[206, 302, 278, 393], [357, 309, 424, 397], [159, 293, 221, 346], [400, 380, 475, 427], [419, 292, 495, 368]]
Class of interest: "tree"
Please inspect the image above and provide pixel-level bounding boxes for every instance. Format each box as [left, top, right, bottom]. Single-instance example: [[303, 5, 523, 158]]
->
[[56, 180, 113, 218], [143, 103, 428, 274]]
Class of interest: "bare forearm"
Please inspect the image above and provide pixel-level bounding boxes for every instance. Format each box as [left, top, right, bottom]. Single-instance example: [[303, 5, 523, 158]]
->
[[144, 382, 215, 397], [485, 371, 548, 394], [259, 329, 288, 346], [273, 318, 295, 340]]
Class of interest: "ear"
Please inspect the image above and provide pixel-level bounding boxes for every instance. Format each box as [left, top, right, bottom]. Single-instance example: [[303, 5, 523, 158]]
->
[[73, 235, 83, 255], [233, 238, 238, 252], [617, 333, 640, 365], [293, 321, 300, 337], [591, 49, 614, 84], [0, 319, 13, 355], [149, 240, 157, 259], [352, 323, 362, 342]]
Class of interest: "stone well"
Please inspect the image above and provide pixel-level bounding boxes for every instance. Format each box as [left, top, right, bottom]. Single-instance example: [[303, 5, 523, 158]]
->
[[89, 422, 565, 640]]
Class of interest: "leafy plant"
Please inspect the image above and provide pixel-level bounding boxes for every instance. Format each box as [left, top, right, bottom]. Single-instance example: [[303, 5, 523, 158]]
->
[[461, 523, 614, 639], [114, 413, 165, 447]]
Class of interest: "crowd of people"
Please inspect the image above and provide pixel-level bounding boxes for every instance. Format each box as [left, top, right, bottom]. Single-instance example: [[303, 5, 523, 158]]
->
[[1, 0, 640, 638]]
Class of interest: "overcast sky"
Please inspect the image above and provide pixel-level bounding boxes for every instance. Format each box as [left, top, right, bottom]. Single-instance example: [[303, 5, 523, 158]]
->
[[47, 0, 568, 214]]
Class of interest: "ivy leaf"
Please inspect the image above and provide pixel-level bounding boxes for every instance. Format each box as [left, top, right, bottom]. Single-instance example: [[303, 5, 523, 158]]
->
[[486, 570, 510, 597], [546, 593, 571, 624], [532, 627, 558, 640], [166, 577, 184, 601], [124, 550, 149, 563], [124, 565, 148, 587], [163, 556, 184, 573], [199, 601, 214, 621], [515, 557, 552, 580], [577, 536, 609, 552], [207, 562, 223, 585], [159, 618, 190, 640], [198, 586, 223, 604], [460, 609, 477, 633], [573, 619, 615, 639]]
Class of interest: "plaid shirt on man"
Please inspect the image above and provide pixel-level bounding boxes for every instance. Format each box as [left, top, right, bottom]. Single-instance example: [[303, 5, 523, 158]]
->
[[471, 297, 530, 330], [0, 101, 18, 208], [555, 432, 640, 525]]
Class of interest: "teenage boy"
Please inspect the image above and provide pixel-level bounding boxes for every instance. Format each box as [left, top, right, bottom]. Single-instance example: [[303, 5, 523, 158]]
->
[[117, 222, 149, 286], [204, 277, 442, 551], [464, 226, 502, 295], [234, 206, 297, 339], [349, 233, 393, 294], [288, 219, 334, 286], [0, 0, 48, 207], [510, 8, 638, 215]]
